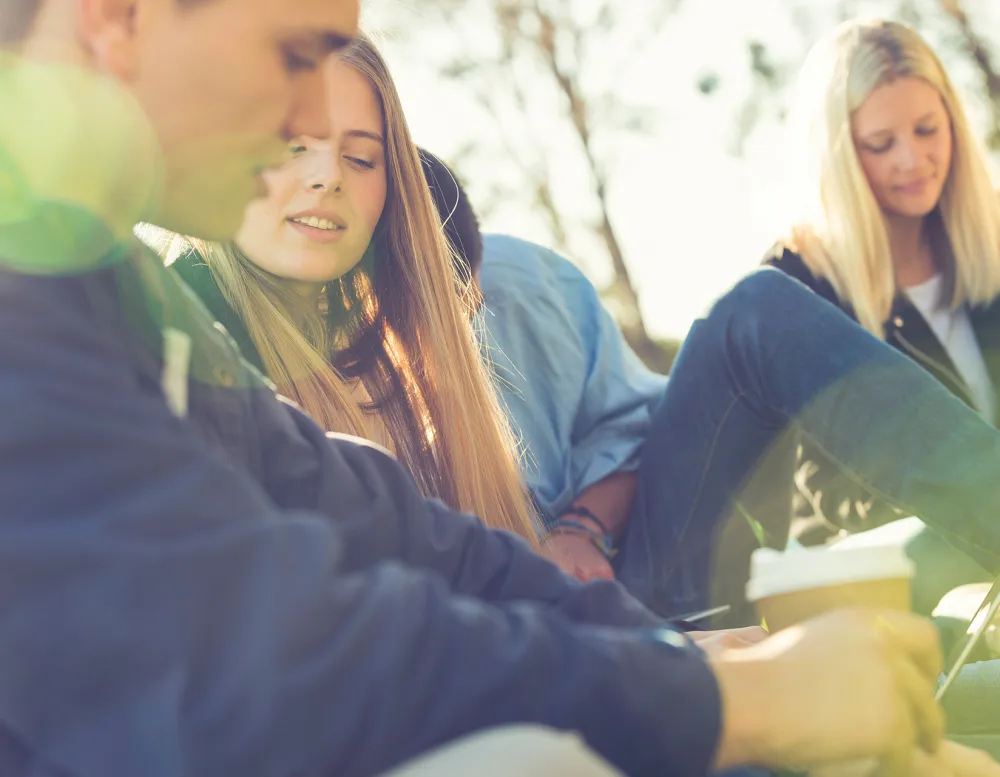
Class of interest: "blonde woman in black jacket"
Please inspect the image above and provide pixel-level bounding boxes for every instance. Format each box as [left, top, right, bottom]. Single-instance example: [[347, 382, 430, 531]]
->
[[767, 18, 1000, 611]]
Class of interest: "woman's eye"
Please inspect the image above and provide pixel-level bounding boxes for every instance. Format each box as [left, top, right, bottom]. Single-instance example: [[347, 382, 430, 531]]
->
[[346, 156, 376, 170], [916, 126, 939, 137], [288, 145, 307, 155], [867, 140, 893, 154], [283, 50, 320, 73]]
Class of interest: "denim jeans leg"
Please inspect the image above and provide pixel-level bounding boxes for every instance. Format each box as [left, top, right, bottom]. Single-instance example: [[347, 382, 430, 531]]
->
[[617, 268, 1000, 618], [616, 388, 795, 619]]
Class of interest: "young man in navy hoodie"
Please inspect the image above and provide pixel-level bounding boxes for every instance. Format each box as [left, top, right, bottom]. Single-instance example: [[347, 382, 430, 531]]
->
[[0, 4, 966, 776]]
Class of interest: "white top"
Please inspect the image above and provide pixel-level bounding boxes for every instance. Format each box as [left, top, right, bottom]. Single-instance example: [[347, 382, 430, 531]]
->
[[904, 274, 995, 424], [745, 545, 914, 602]]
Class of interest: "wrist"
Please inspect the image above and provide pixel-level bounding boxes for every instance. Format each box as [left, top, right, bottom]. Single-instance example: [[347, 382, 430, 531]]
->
[[559, 505, 611, 537], [547, 518, 615, 559], [709, 652, 777, 770]]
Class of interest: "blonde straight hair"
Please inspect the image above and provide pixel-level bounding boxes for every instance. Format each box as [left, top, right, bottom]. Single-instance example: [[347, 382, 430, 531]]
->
[[158, 38, 539, 545], [786, 18, 1000, 338]]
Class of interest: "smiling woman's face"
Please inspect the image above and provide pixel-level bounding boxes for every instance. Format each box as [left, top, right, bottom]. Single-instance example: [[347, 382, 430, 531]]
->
[[234, 58, 387, 288], [851, 76, 953, 222]]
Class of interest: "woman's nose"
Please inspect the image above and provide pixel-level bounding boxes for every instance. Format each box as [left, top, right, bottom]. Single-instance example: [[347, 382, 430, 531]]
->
[[303, 152, 342, 192], [894, 138, 919, 171]]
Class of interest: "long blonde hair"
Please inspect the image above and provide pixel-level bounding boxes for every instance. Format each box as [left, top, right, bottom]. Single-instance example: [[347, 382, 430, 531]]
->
[[159, 38, 539, 544], [785, 18, 1000, 338]]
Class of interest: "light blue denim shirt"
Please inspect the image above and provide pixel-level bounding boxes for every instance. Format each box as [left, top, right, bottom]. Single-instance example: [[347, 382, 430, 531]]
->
[[479, 234, 668, 526]]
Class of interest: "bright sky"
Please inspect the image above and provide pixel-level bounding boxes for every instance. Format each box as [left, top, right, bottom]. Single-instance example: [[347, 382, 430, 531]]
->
[[365, 0, 1000, 340]]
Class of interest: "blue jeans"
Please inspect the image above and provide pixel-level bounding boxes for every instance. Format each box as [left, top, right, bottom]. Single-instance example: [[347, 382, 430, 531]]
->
[[615, 269, 1000, 621]]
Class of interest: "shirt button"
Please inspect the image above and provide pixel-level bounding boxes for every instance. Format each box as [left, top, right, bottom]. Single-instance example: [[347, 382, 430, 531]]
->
[[213, 365, 236, 387], [893, 317, 904, 328]]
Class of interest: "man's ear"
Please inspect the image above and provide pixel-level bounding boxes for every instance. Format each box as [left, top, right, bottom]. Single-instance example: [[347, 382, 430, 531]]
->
[[77, 0, 139, 79]]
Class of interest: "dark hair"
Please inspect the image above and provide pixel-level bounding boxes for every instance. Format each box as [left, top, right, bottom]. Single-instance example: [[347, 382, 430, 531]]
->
[[2, 0, 41, 45], [418, 148, 483, 281]]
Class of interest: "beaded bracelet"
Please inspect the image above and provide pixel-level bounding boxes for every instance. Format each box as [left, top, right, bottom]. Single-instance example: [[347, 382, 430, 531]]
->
[[548, 517, 616, 559], [560, 505, 612, 537]]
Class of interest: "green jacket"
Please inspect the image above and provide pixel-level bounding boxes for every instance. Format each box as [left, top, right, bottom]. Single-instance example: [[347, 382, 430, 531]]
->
[[170, 249, 266, 373]]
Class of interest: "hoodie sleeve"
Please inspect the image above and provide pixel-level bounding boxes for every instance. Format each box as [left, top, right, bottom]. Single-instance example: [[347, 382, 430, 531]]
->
[[0, 264, 722, 777]]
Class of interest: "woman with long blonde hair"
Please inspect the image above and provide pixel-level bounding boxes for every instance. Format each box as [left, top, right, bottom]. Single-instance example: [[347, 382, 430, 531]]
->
[[770, 18, 1000, 412], [766, 18, 1000, 607], [152, 37, 538, 544]]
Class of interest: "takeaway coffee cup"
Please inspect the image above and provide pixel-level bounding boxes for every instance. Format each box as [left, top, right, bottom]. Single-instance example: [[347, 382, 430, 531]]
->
[[745, 545, 915, 632]]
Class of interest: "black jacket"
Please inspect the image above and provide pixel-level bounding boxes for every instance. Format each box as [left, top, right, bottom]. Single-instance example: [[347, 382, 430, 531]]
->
[[766, 245, 1000, 538]]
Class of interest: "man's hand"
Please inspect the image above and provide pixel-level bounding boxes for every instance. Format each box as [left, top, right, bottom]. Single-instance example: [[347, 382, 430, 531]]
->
[[711, 608, 944, 776], [540, 533, 615, 583], [689, 626, 769, 654], [811, 741, 1000, 777], [925, 741, 1000, 777]]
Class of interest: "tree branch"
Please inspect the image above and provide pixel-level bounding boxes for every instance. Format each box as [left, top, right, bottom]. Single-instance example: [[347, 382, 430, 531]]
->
[[939, 0, 1000, 148]]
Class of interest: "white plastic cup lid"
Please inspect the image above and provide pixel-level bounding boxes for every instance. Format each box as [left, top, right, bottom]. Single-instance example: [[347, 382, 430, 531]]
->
[[745, 544, 915, 602]]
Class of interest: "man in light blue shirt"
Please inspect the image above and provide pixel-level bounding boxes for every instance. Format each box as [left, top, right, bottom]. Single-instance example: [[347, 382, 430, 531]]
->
[[479, 236, 669, 564], [419, 150, 711, 614], [420, 150, 795, 621], [480, 234, 668, 518]]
